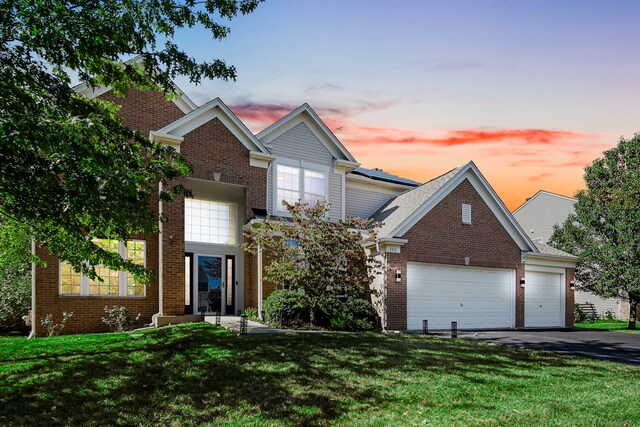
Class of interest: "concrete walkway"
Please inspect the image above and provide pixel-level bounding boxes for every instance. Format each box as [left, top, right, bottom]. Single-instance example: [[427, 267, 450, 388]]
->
[[205, 315, 288, 334]]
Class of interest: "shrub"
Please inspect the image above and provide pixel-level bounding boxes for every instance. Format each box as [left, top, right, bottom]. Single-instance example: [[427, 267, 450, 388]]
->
[[263, 290, 310, 328], [320, 296, 376, 331], [41, 312, 73, 337], [0, 267, 31, 333], [344, 298, 376, 331], [101, 306, 141, 332], [329, 311, 351, 331], [243, 307, 260, 323]]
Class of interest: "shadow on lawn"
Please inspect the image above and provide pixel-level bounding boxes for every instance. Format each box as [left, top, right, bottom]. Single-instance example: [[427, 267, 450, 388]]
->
[[0, 324, 616, 426]]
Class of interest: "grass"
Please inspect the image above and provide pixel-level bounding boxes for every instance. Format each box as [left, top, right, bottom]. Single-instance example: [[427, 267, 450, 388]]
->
[[576, 319, 640, 333], [1, 324, 639, 426]]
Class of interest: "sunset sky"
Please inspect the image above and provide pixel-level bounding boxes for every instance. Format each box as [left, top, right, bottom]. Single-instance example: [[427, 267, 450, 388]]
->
[[171, 0, 640, 210]]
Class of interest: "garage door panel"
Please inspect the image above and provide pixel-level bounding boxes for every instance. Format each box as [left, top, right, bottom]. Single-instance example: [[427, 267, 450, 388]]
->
[[407, 262, 514, 330], [525, 271, 564, 327]]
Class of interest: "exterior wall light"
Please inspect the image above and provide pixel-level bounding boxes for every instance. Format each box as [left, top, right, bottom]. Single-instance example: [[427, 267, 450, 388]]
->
[[520, 277, 526, 287], [570, 280, 576, 291], [464, 256, 470, 266], [395, 269, 402, 283]]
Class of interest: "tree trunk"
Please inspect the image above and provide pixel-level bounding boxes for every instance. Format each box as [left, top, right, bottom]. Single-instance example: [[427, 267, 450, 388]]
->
[[628, 300, 637, 330]]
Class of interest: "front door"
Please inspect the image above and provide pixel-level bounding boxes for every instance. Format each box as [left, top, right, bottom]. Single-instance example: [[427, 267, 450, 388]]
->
[[196, 255, 224, 314]]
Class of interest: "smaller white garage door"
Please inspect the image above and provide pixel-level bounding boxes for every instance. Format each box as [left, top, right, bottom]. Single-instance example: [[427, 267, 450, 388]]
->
[[525, 271, 564, 328], [407, 263, 515, 330]]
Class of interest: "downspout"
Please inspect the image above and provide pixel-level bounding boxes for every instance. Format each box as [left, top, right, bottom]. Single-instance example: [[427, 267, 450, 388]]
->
[[153, 181, 164, 326], [28, 238, 36, 339], [382, 252, 387, 331], [257, 242, 263, 320]]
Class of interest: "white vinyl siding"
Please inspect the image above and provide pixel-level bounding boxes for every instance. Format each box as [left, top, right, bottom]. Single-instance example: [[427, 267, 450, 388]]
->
[[345, 180, 406, 219], [513, 193, 576, 244], [328, 172, 342, 221], [264, 122, 347, 220], [268, 122, 333, 165], [407, 263, 515, 330]]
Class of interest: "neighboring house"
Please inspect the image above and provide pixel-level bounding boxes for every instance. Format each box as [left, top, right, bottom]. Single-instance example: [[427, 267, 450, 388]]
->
[[32, 76, 577, 334], [513, 191, 627, 320]]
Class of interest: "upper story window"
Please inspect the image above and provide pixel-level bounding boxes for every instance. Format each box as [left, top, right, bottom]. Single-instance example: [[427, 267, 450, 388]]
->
[[60, 239, 146, 297], [185, 199, 237, 245], [276, 164, 327, 213]]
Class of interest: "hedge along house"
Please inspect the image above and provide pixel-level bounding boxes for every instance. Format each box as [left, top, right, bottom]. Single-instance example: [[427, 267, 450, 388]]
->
[[32, 74, 577, 335]]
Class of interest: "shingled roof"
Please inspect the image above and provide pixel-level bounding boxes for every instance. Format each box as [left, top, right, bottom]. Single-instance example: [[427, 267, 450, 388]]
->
[[533, 242, 578, 259], [371, 167, 461, 238], [352, 167, 421, 187]]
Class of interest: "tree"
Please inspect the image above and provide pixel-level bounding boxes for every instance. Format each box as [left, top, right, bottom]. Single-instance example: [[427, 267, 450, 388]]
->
[[0, 219, 32, 331], [550, 133, 640, 329], [244, 201, 380, 326], [0, 0, 262, 283]]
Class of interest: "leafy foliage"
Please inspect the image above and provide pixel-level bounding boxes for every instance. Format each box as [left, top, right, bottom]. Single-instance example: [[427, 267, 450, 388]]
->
[[245, 201, 380, 327], [242, 307, 259, 323], [262, 290, 310, 328], [101, 306, 141, 332], [0, 218, 32, 332], [0, 0, 262, 282], [550, 133, 640, 328]]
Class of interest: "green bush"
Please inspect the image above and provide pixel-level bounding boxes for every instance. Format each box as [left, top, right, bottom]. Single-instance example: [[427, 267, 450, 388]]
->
[[0, 267, 31, 333], [263, 290, 310, 328], [329, 311, 351, 331], [319, 296, 375, 331], [243, 307, 260, 323]]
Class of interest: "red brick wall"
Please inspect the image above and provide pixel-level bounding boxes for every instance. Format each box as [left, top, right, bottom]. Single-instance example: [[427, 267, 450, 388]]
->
[[385, 178, 524, 330], [179, 117, 267, 222], [34, 89, 186, 334], [566, 268, 575, 327]]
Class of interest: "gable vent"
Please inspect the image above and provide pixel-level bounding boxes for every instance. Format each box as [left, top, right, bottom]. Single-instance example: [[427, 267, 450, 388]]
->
[[462, 204, 472, 224]]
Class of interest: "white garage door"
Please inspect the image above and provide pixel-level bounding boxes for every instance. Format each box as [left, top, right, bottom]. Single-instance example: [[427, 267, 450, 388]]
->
[[525, 271, 564, 327], [407, 262, 515, 330]]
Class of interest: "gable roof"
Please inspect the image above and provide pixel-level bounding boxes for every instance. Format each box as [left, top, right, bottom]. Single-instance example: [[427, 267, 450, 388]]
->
[[371, 161, 538, 253], [256, 103, 357, 162], [512, 190, 577, 214], [72, 55, 197, 114], [352, 167, 421, 187], [157, 97, 270, 154]]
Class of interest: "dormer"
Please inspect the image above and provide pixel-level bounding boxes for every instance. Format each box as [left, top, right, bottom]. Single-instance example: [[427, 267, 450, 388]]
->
[[256, 104, 359, 220]]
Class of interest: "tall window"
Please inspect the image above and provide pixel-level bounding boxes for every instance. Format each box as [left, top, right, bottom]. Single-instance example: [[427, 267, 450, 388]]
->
[[59, 239, 146, 297], [276, 164, 327, 212], [185, 199, 237, 245]]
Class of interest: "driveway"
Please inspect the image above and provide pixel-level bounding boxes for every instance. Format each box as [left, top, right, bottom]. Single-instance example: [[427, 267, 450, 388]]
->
[[466, 329, 640, 367]]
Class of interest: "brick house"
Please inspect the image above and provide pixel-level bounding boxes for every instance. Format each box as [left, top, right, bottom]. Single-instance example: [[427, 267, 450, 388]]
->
[[31, 79, 577, 335]]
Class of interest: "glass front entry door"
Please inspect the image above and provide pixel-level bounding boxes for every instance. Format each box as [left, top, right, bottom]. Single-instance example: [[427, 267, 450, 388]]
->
[[196, 255, 224, 314]]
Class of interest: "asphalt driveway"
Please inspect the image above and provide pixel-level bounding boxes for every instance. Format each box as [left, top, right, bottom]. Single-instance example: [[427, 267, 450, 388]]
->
[[466, 329, 640, 367]]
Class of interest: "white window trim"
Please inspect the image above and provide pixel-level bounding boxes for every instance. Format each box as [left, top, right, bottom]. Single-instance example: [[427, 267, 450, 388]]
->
[[58, 240, 147, 297], [273, 159, 330, 216]]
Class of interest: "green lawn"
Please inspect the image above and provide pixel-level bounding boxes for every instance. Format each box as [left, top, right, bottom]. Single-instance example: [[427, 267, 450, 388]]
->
[[1, 324, 638, 426], [576, 319, 640, 333]]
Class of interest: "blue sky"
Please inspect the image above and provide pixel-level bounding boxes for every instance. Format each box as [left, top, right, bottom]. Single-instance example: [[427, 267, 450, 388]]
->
[[168, 0, 640, 209]]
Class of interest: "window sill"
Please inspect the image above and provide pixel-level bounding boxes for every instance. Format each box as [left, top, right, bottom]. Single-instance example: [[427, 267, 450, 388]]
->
[[58, 295, 146, 299]]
